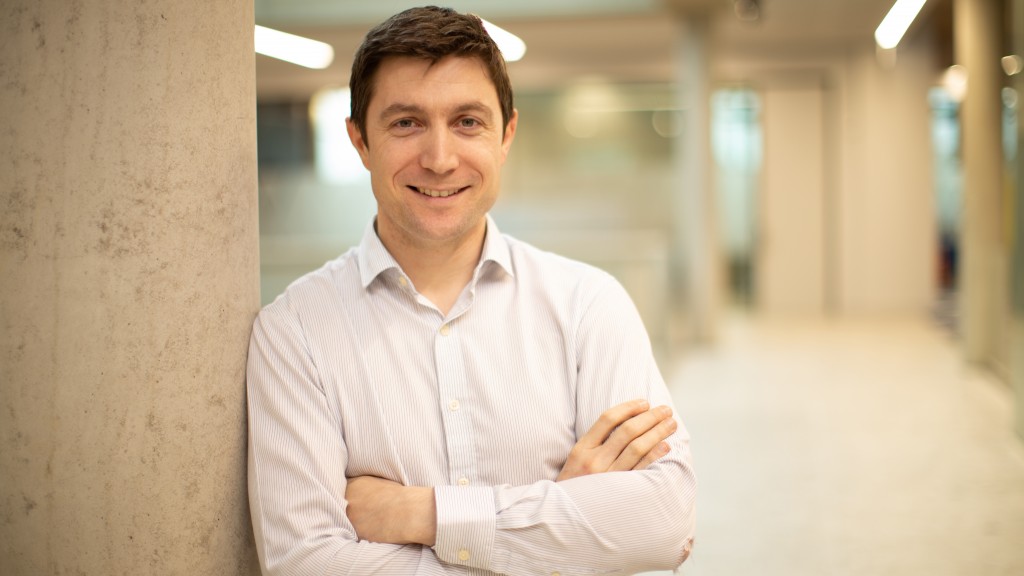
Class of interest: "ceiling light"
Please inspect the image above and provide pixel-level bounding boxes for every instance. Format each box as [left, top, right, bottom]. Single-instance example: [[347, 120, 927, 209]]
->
[[255, 25, 334, 69], [480, 19, 526, 62], [875, 0, 927, 50], [942, 65, 968, 103], [1002, 55, 1023, 76]]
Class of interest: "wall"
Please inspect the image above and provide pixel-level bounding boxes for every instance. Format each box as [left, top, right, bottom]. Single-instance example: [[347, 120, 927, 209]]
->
[[757, 81, 827, 314], [715, 26, 938, 318], [0, 1, 261, 573], [837, 33, 938, 316]]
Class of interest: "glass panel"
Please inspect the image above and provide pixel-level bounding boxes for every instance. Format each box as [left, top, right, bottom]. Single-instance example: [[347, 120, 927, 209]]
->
[[711, 88, 762, 307], [928, 86, 963, 331]]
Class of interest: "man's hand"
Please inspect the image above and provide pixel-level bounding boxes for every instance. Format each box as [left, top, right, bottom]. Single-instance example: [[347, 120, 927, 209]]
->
[[557, 399, 677, 481], [345, 476, 437, 546]]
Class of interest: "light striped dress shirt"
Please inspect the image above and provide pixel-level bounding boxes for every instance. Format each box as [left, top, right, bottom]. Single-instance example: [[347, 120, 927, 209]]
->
[[247, 216, 697, 576]]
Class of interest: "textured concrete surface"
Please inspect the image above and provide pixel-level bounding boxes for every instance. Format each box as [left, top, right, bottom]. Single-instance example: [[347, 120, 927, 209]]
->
[[0, 1, 260, 574]]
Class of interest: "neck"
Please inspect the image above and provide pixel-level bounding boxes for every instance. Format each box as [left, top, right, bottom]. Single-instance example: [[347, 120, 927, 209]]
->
[[377, 221, 486, 315]]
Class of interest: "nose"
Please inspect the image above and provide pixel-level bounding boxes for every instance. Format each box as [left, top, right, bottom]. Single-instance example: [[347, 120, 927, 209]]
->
[[420, 128, 459, 174]]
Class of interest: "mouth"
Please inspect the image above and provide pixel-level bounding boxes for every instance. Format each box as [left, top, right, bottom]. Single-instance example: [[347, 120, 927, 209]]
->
[[409, 186, 468, 198]]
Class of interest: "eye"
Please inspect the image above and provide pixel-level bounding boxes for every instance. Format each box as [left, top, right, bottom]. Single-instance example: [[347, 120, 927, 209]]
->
[[388, 118, 422, 136], [457, 117, 481, 129]]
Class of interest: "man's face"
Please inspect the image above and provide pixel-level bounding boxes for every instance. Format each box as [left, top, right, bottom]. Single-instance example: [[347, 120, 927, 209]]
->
[[347, 55, 517, 251]]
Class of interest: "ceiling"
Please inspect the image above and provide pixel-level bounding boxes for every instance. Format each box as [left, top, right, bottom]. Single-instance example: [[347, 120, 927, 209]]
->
[[255, 0, 943, 100]]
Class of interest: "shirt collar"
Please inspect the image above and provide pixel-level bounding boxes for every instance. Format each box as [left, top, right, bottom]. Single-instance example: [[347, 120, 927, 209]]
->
[[357, 214, 514, 289], [478, 214, 514, 279], [356, 219, 397, 288]]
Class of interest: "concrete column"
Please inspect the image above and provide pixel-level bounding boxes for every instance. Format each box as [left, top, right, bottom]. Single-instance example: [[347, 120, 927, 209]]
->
[[956, 0, 1003, 365], [0, 1, 260, 574], [1012, 0, 1024, 440], [672, 14, 718, 344]]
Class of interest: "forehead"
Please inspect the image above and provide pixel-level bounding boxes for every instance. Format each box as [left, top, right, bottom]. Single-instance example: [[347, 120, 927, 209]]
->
[[367, 56, 500, 113]]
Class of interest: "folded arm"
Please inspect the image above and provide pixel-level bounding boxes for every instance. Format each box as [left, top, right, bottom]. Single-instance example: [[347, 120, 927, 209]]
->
[[429, 402, 693, 575], [345, 398, 678, 546], [248, 305, 452, 575]]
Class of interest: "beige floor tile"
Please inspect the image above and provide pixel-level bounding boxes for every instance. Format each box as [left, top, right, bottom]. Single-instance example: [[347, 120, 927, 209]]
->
[[659, 315, 1024, 576]]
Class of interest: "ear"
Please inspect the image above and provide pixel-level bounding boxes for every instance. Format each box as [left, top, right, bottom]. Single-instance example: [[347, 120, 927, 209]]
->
[[500, 108, 518, 161], [346, 117, 371, 169]]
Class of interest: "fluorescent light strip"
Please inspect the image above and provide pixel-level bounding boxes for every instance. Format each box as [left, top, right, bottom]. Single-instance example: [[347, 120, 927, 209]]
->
[[875, 0, 928, 49], [480, 19, 526, 62], [255, 25, 334, 69]]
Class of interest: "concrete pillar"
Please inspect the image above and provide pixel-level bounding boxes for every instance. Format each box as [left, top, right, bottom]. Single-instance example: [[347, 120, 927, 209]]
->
[[1012, 0, 1024, 440], [0, 1, 260, 574], [956, 0, 1003, 365], [672, 14, 718, 344]]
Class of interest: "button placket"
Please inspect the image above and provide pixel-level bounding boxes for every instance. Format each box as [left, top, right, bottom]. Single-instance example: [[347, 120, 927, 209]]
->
[[433, 320, 479, 487]]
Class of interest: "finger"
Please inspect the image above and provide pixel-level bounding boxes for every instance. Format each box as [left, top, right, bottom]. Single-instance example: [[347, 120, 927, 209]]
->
[[632, 441, 671, 470], [576, 399, 650, 448], [603, 405, 673, 456], [608, 415, 677, 472]]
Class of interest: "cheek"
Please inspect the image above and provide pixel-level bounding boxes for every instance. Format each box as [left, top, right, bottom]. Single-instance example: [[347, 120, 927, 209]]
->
[[465, 146, 506, 172], [367, 149, 403, 181], [375, 141, 418, 173], [490, 150, 510, 173]]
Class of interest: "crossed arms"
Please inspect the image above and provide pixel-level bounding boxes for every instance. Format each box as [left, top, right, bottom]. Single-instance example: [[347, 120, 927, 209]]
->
[[345, 399, 680, 546]]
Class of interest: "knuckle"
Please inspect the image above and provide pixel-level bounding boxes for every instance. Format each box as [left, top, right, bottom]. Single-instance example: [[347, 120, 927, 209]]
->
[[625, 442, 644, 459], [597, 412, 616, 427], [620, 419, 643, 437]]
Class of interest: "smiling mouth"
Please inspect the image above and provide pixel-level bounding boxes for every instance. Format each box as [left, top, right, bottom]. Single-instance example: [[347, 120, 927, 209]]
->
[[410, 186, 466, 198]]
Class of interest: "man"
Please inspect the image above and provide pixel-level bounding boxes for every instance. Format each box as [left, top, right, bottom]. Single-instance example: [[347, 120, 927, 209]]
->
[[247, 6, 696, 575]]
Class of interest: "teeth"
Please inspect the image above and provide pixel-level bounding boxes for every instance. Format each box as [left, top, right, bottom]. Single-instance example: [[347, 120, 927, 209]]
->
[[417, 188, 458, 198]]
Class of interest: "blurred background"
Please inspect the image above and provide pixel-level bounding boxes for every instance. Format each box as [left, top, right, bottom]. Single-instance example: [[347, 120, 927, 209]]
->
[[253, 0, 1024, 574]]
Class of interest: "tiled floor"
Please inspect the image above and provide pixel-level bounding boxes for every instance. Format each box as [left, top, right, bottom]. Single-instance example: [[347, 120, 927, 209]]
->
[[658, 315, 1024, 576]]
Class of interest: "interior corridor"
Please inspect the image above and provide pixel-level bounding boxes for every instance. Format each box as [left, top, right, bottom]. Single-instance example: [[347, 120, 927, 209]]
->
[[662, 314, 1024, 576]]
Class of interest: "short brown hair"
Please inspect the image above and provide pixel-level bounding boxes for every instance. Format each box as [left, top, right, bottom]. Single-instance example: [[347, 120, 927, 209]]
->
[[348, 6, 514, 144]]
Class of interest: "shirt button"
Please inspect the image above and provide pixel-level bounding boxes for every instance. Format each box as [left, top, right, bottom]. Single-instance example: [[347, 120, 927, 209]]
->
[[398, 276, 408, 287], [439, 324, 450, 336], [552, 572, 561, 576], [458, 549, 470, 562], [458, 477, 469, 486], [448, 399, 460, 411]]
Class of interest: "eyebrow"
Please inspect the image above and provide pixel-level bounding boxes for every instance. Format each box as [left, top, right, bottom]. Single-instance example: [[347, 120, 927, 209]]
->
[[377, 101, 495, 123], [378, 103, 424, 122], [451, 102, 494, 122]]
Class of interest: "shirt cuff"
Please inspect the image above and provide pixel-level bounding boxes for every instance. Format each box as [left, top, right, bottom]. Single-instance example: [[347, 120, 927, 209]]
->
[[432, 485, 496, 571]]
